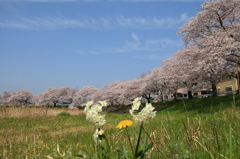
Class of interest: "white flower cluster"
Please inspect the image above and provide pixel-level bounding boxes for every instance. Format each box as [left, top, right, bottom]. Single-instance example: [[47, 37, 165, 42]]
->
[[93, 128, 104, 144], [84, 100, 108, 127], [129, 97, 156, 123], [84, 100, 108, 145]]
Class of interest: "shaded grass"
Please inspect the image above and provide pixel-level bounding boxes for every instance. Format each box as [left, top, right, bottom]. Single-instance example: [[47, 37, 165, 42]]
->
[[153, 93, 240, 114]]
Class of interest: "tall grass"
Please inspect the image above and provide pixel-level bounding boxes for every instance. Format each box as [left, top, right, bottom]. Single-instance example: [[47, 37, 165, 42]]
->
[[0, 94, 240, 158], [0, 106, 83, 118]]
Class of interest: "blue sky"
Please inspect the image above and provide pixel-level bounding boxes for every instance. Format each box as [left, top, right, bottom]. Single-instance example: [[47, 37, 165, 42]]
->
[[0, 0, 206, 95]]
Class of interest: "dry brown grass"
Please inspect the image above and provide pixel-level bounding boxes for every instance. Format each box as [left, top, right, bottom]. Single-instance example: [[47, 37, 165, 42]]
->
[[0, 106, 84, 118]]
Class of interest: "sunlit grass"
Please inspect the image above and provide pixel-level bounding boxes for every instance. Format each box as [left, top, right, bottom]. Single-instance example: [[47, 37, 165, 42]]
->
[[0, 106, 84, 118], [1, 94, 240, 158]]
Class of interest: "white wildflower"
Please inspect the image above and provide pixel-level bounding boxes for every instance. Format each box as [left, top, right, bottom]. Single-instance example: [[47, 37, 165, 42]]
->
[[133, 97, 142, 102], [86, 109, 97, 120], [130, 97, 156, 123], [98, 100, 108, 107], [144, 103, 155, 112], [93, 128, 105, 144], [138, 111, 148, 122], [89, 113, 99, 123], [132, 102, 141, 111], [98, 129, 104, 135], [129, 109, 134, 116], [93, 129, 99, 143], [131, 97, 142, 111], [91, 104, 102, 112], [86, 100, 94, 107]]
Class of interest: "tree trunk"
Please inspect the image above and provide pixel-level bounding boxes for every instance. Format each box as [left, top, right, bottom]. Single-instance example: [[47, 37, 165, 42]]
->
[[146, 98, 151, 103], [188, 91, 193, 99], [53, 102, 57, 107], [143, 94, 152, 103], [173, 92, 177, 100], [159, 91, 163, 101], [24, 99, 28, 105], [237, 71, 240, 94], [212, 83, 217, 97]]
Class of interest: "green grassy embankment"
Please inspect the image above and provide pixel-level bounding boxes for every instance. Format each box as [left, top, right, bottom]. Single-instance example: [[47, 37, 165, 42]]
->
[[0, 94, 240, 158]]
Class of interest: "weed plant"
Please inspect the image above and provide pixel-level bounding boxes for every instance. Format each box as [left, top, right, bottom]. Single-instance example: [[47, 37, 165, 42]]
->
[[58, 112, 71, 116]]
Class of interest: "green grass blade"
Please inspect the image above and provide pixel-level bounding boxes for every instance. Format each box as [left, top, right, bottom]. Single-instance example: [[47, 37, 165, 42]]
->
[[135, 122, 143, 158]]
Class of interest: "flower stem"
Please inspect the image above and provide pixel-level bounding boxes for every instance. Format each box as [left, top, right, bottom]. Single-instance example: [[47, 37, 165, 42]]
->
[[126, 126, 135, 159], [135, 121, 143, 157]]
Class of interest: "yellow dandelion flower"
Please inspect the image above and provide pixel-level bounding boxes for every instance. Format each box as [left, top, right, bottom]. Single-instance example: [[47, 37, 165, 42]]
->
[[116, 120, 133, 129]]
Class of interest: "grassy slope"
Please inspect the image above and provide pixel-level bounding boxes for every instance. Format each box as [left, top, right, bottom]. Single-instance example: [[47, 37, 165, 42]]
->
[[0, 94, 240, 158], [153, 93, 240, 114]]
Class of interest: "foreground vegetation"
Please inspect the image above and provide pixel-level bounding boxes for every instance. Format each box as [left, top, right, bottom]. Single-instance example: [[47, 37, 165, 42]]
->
[[0, 94, 240, 158]]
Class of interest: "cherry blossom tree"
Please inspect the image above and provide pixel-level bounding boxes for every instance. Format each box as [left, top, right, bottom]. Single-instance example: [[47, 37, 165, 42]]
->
[[101, 81, 121, 105], [69, 86, 100, 108], [161, 56, 185, 100], [131, 72, 161, 103], [94, 80, 142, 105], [102, 80, 131, 105], [178, 0, 240, 92], [174, 47, 201, 98], [1, 91, 13, 105], [1, 89, 34, 106], [37, 87, 75, 107], [164, 43, 233, 97], [147, 67, 166, 101], [90, 89, 105, 102], [194, 39, 235, 96], [179, 0, 240, 46], [119, 79, 142, 104], [64, 87, 78, 103]]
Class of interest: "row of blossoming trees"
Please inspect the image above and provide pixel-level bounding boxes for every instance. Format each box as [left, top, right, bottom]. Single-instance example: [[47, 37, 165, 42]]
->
[[1, 0, 240, 108]]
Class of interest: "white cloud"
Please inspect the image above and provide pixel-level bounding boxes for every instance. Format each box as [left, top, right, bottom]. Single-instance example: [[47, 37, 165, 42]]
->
[[127, 33, 141, 49], [0, 17, 89, 29], [73, 49, 100, 55], [106, 33, 183, 53], [116, 14, 189, 29], [179, 13, 188, 23], [146, 39, 183, 49], [72, 33, 182, 55], [0, 21, 28, 29], [133, 54, 164, 61], [0, 14, 189, 30], [23, 17, 88, 29]]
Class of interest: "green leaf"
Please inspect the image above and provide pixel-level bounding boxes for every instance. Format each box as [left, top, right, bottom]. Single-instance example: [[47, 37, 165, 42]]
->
[[102, 135, 111, 155], [143, 142, 153, 154], [141, 132, 148, 159], [136, 132, 154, 159], [135, 143, 153, 158], [116, 147, 131, 159], [80, 148, 94, 159], [135, 122, 143, 157], [74, 155, 85, 157], [115, 149, 123, 159]]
